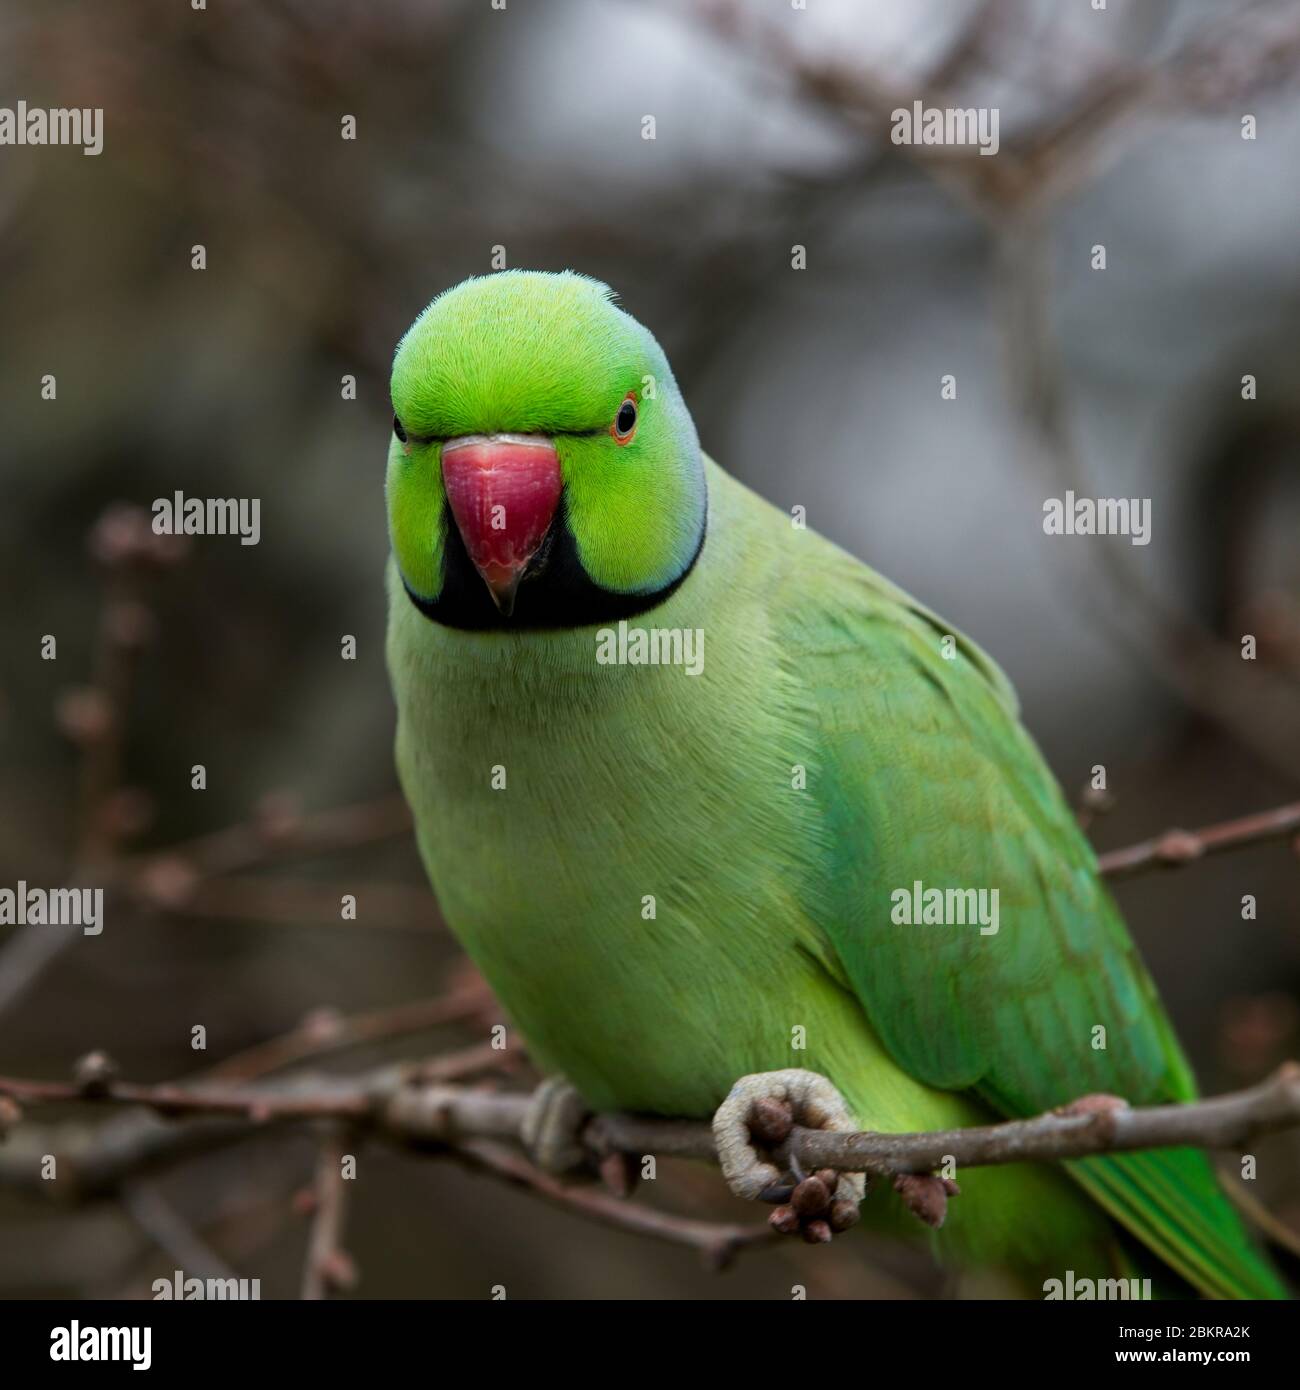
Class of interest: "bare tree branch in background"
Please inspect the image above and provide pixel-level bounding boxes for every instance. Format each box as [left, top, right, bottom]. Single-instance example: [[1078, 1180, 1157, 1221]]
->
[[1098, 799, 1300, 878], [692, 0, 1300, 783], [300, 1129, 355, 1299]]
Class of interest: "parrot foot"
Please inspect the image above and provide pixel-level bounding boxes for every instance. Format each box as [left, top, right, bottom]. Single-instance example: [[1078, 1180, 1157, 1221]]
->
[[521, 1075, 590, 1176], [712, 1069, 865, 1243]]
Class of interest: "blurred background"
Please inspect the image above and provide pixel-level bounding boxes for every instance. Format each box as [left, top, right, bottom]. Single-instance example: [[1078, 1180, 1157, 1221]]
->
[[1, 0, 1299, 1299]]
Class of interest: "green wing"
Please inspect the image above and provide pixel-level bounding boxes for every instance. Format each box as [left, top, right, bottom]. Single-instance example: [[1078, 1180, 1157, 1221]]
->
[[786, 555, 1284, 1298]]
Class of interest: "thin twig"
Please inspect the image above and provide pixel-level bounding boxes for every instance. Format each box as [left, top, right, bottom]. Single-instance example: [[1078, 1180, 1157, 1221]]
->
[[452, 1139, 779, 1270], [197, 991, 501, 1085], [120, 1179, 241, 1282], [134, 875, 437, 930], [1097, 800, 1300, 879], [301, 1129, 353, 1299], [127, 795, 413, 885], [0, 1073, 373, 1121]]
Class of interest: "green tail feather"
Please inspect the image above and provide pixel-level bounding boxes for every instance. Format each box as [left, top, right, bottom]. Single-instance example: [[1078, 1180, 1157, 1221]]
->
[[1068, 1147, 1287, 1299]]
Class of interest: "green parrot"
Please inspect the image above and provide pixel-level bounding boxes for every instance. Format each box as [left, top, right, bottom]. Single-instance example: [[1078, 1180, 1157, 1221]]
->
[[384, 269, 1284, 1298]]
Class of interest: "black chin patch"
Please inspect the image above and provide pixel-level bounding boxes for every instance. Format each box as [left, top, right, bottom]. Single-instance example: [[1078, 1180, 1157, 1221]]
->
[[404, 493, 705, 631]]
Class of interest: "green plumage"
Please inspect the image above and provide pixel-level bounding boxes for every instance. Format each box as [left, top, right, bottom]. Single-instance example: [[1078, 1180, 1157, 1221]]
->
[[386, 271, 1284, 1297]]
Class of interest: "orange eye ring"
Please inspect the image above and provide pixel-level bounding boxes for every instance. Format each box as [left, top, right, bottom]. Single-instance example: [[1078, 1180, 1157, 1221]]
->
[[611, 391, 639, 445]]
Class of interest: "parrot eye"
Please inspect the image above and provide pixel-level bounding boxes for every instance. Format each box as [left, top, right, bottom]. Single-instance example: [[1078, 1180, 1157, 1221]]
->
[[612, 395, 638, 444], [393, 415, 408, 443]]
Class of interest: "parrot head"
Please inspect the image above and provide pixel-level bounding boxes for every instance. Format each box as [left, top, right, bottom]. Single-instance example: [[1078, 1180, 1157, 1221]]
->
[[387, 270, 707, 629]]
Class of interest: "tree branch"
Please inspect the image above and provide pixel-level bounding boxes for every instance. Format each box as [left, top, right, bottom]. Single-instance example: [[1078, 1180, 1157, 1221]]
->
[[300, 1129, 354, 1299], [449, 1138, 780, 1270], [1097, 800, 1300, 879], [197, 993, 504, 1085], [5, 1061, 1298, 1178]]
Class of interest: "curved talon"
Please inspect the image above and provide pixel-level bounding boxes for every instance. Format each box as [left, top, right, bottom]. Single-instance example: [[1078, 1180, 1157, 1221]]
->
[[758, 1182, 796, 1204], [711, 1069, 866, 1240], [521, 1075, 591, 1175]]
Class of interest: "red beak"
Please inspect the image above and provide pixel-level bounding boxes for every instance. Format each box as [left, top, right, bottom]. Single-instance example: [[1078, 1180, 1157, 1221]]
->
[[441, 434, 562, 616]]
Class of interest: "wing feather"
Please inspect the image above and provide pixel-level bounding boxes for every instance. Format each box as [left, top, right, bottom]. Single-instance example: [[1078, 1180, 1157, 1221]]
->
[[785, 559, 1282, 1297]]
